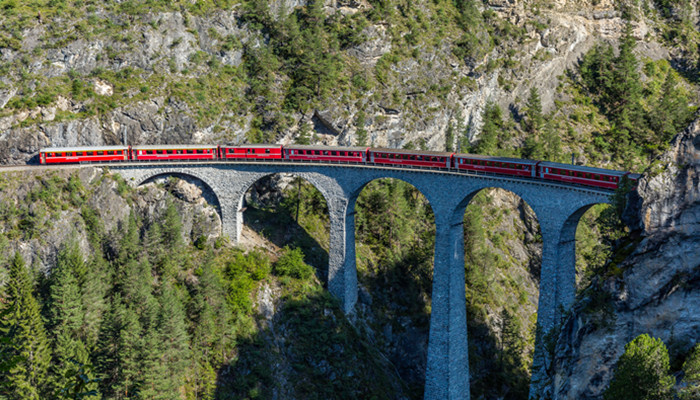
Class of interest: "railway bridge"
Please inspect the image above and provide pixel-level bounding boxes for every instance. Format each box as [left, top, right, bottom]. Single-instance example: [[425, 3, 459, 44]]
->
[[111, 161, 614, 400]]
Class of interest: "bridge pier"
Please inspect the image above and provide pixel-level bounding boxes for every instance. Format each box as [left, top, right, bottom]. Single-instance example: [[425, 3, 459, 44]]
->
[[327, 196, 358, 314], [529, 212, 581, 399], [425, 212, 470, 400], [219, 193, 242, 243]]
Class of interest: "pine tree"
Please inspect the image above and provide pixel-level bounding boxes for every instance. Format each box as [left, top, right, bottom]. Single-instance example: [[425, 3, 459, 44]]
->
[[161, 201, 183, 249], [96, 295, 142, 399], [650, 68, 693, 148], [1, 252, 51, 399], [48, 247, 90, 397], [81, 256, 109, 350], [118, 211, 141, 265], [445, 121, 455, 152], [524, 87, 544, 135], [604, 334, 674, 400], [141, 284, 191, 398], [474, 101, 503, 155], [680, 343, 700, 399], [296, 122, 312, 145]]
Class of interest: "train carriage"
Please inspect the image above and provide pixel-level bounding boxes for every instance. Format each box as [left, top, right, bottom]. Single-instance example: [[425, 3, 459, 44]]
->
[[285, 145, 368, 163], [40, 146, 130, 164], [453, 153, 538, 177], [131, 144, 218, 161], [537, 161, 631, 190], [369, 148, 453, 168], [220, 144, 283, 160]]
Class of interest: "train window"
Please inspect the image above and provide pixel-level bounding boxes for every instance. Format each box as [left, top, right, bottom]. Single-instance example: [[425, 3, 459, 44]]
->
[[595, 174, 600, 180], [98, 151, 104, 155], [265, 149, 271, 154]]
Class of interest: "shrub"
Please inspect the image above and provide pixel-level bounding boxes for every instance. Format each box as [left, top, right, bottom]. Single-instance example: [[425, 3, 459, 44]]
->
[[273, 247, 313, 280], [604, 334, 674, 400]]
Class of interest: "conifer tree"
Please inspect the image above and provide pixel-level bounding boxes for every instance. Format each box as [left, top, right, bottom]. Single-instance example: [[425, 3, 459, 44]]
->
[[604, 334, 674, 400], [161, 201, 183, 249], [680, 344, 700, 399], [651, 68, 693, 147], [118, 211, 141, 265], [474, 101, 503, 155], [48, 246, 90, 396], [1, 252, 51, 399], [524, 87, 544, 135], [141, 284, 191, 398], [96, 295, 142, 399], [81, 255, 109, 350]]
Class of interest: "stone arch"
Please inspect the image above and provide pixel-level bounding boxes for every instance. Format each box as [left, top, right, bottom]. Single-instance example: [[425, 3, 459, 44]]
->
[[350, 176, 437, 393], [134, 171, 224, 229], [556, 202, 609, 317], [234, 171, 337, 242], [457, 186, 542, 399]]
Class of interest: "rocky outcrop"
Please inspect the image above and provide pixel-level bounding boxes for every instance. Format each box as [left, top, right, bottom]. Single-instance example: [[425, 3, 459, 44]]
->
[[0, 167, 220, 276], [0, 1, 679, 164], [549, 117, 700, 399]]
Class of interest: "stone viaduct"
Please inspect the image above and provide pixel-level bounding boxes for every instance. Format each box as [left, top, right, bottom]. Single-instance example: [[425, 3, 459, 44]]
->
[[111, 161, 613, 400]]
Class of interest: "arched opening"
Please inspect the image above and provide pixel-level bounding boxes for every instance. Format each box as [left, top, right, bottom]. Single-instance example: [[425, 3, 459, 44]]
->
[[462, 188, 542, 399], [138, 173, 222, 245], [240, 173, 330, 279], [353, 177, 436, 398], [575, 203, 619, 290], [140, 172, 221, 211]]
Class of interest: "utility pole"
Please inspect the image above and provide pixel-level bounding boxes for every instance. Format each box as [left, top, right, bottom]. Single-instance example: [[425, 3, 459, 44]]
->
[[295, 178, 301, 223]]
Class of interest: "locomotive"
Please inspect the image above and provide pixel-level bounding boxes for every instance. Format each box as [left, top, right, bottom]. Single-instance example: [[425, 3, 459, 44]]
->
[[38, 144, 640, 190]]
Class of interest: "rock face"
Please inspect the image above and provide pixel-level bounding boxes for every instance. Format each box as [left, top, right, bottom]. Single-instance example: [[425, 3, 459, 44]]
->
[[549, 117, 700, 399], [0, 167, 220, 278]]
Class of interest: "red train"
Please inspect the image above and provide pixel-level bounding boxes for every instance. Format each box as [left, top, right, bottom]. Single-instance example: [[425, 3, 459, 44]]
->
[[38, 144, 640, 190]]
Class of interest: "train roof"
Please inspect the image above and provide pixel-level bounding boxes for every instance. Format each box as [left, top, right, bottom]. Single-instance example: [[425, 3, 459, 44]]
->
[[220, 144, 282, 148], [538, 161, 631, 176], [285, 145, 369, 151], [131, 144, 217, 150], [454, 153, 539, 165], [370, 147, 454, 157], [41, 145, 129, 152]]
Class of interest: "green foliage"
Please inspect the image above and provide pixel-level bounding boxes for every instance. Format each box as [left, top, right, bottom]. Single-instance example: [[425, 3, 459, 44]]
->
[[680, 344, 700, 399], [274, 246, 314, 280], [0, 252, 51, 399], [48, 241, 91, 397], [578, 25, 695, 166], [473, 101, 506, 155], [524, 87, 544, 134], [161, 200, 183, 249], [604, 334, 675, 400]]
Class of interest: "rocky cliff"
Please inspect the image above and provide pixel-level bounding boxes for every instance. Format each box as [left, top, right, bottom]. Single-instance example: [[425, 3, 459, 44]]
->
[[549, 116, 700, 399], [0, 0, 691, 165]]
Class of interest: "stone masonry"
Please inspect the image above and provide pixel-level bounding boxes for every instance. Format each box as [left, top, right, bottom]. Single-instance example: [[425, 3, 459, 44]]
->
[[111, 162, 613, 400]]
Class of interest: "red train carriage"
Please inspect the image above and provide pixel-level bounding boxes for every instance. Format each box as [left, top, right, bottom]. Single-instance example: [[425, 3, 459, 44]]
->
[[284, 145, 369, 163], [369, 148, 453, 168], [537, 161, 630, 190], [453, 154, 538, 177], [220, 145, 283, 160], [40, 146, 130, 164], [131, 145, 218, 161]]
